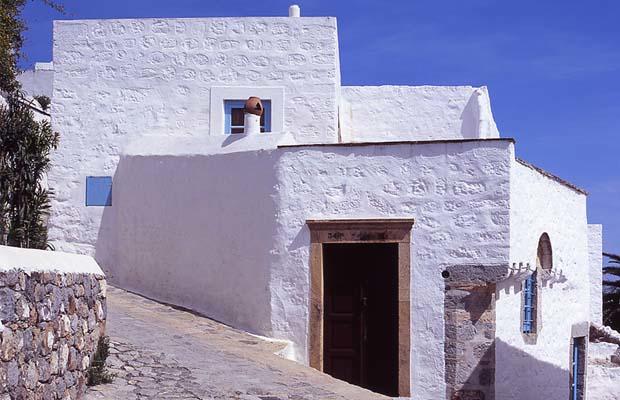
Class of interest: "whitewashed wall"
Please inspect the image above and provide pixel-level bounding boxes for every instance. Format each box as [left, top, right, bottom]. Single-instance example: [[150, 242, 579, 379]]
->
[[48, 16, 340, 254], [498, 159, 589, 400], [272, 140, 512, 398], [86, 139, 512, 399], [17, 62, 54, 98], [588, 224, 603, 325], [340, 86, 500, 142], [95, 151, 281, 338]]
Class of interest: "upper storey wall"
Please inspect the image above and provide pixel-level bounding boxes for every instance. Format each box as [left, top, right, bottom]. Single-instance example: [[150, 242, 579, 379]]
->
[[52, 17, 340, 144], [18, 62, 54, 98], [49, 17, 340, 253], [340, 85, 500, 142]]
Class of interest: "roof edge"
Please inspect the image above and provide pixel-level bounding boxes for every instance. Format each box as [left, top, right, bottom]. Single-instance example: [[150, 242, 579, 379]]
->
[[516, 158, 588, 195], [278, 137, 514, 149]]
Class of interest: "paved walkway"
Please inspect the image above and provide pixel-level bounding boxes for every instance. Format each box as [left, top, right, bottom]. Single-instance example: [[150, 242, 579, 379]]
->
[[85, 286, 388, 400]]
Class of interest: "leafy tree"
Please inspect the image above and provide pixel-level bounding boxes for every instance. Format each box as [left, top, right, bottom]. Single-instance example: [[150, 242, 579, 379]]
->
[[0, 93, 59, 248], [603, 252, 620, 331], [0, 0, 62, 248], [0, 1, 63, 93]]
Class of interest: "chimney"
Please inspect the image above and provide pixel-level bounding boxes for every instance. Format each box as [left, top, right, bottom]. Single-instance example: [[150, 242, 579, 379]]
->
[[289, 4, 300, 17], [243, 96, 263, 134]]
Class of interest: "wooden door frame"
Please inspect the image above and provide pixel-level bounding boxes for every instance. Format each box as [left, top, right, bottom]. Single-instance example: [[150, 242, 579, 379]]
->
[[307, 218, 414, 397]]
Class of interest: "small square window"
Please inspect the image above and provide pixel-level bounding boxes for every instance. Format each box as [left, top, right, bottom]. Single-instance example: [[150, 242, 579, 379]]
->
[[224, 100, 271, 134], [86, 176, 112, 206]]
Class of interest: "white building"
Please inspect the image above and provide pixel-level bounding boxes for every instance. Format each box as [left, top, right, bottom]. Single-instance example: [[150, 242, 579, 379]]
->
[[26, 6, 605, 399]]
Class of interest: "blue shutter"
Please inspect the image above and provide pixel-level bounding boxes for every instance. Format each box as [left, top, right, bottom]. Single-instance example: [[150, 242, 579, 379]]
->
[[224, 100, 245, 134], [86, 176, 112, 206], [262, 100, 272, 132], [523, 273, 536, 333]]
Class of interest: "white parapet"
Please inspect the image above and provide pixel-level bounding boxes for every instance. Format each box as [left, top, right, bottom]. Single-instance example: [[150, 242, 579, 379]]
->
[[0, 245, 104, 275]]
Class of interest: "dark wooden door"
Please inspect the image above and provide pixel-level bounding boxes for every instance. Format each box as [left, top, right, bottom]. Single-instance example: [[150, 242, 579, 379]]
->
[[323, 246, 364, 385], [323, 243, 399, 396]]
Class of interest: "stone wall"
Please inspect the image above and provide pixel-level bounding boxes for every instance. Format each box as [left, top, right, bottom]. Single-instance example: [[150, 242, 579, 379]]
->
[[443, 265, 506, 400], [0, 269, 106, 399]]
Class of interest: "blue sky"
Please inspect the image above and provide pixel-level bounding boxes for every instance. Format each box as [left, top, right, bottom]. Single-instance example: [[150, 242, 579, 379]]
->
[[21, 0, 619, 251]]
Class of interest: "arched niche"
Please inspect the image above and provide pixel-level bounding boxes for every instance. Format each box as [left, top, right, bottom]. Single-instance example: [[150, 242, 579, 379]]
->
[[536, 233, 553, 272]]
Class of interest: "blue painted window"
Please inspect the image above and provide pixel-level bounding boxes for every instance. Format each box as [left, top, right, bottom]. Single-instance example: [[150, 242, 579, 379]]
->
[[86, 176, 112, 206], [522, 272, 537, 333], [224, 99, 271, 134]]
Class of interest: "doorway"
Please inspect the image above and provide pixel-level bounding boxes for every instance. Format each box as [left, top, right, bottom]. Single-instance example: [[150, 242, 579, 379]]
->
[[323, 243, 399, 397], [307, 218, 413, 397]]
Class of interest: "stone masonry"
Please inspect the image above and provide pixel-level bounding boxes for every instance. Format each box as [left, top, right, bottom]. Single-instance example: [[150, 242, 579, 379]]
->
[[444, 265, 507, 400], [0, 270, 106, 399]]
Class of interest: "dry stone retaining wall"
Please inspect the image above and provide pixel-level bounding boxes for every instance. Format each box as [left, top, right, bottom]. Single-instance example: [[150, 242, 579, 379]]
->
[[0, 270, 106, 399]]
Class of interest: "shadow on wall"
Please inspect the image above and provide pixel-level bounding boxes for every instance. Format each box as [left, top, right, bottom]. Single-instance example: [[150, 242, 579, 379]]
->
[[460, 91, 482, 139], [460, 89, 498, 139], [451, 339, 570, 400], [493, 339, 569, 400], [94, 150, 282, 337]]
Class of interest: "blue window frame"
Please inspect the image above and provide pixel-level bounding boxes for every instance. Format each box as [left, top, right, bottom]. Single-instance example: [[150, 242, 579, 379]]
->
[[86, 176, 112, 206], [224, 99, 271, 134], [571, 337, 585, 400], [522, 272, 537, 333]]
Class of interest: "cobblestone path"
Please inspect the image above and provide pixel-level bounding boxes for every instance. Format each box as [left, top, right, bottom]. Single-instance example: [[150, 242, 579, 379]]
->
[[85, 286, 388, 400]]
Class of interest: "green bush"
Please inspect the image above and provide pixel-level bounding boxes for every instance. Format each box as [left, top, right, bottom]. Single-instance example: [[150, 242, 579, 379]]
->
[[87, 336, 115, 386]]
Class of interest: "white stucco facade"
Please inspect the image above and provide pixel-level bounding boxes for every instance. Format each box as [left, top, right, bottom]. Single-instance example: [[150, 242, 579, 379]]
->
[[85, 139, 511, 399], [498, 159, 590, 400], [17, 62, 54, 99], [340, 85, 499, 142], [588, 224, 603, 325], [42, 10, 604, 400]]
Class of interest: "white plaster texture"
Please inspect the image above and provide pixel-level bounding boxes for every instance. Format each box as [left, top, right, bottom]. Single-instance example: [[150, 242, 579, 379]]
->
[[51, 17, 340, 139], [340, 85, 500, 142], [48, 16, 341, 254], [85, 139, 512, 399], [273, 140, 512, 399], [588, 224, 603, 325], [42, 13, 601, 400], [587, 341, 620, 400], [17, 62, 54, 98], [0, 244, 103, 275], [496, 158, 590, 400]]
